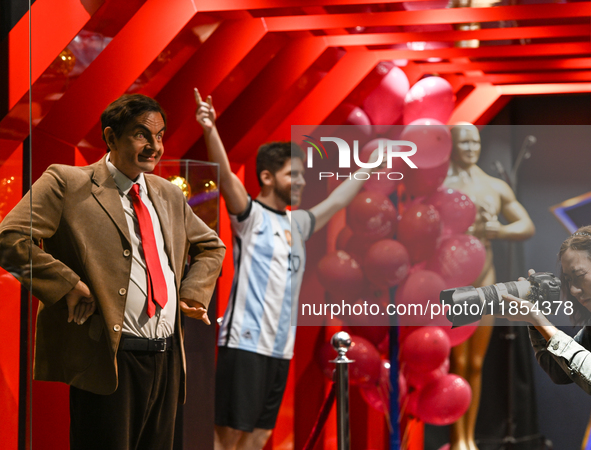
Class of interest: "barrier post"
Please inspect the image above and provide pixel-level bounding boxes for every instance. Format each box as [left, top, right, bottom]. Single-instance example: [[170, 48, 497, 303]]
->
[[331, 331, 353, 450]]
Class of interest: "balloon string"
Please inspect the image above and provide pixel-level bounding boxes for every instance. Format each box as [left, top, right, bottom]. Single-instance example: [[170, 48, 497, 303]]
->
[[377, 382, 393, 434]]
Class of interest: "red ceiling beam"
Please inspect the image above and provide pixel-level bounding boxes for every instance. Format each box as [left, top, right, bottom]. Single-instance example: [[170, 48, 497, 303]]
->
[[34, 0, 198, 146], [211, 36, 328, 157], [322, 24, 591, 46], [449, 82, 591, 124], [449, 84, 503, 124], [195, 0, 430, 11], [264, 3, 591, 31], [5, 0, 102, 111], [498, 83, 591, 95], [267, 49, 380, 142], [156, 18, 269, 158], [460, 72, 591, 84], [370, 42, 591, 61], [412, 58, 591, 74]]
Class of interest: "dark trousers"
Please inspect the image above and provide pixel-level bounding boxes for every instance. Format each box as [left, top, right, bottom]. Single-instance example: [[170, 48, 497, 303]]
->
[[69, 338, 181, 450]]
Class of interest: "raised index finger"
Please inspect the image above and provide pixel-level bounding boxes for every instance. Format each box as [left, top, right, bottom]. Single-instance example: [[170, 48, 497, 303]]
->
[[194, 88, 202, 104]]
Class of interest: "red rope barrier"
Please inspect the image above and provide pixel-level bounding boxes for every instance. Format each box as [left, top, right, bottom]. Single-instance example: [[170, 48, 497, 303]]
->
[[302, 382, 337, 450]]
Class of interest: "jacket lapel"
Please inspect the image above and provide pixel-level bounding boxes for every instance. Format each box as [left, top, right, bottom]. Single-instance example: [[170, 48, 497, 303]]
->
[[91, 156, 132, 246]]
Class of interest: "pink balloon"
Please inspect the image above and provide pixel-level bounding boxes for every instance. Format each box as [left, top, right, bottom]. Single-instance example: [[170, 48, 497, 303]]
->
[[397, 204, 442, 264], [441, 325, 478, 347], [426, 234, 486, 288], [363, 239, 410, 288], [399, 118, 452, 169], [363, 66, 409, 126], [403, 159, 449, 199], [417, 374, 472, 425], [317, 251, 366, 300], [400, 327, 450, 373], [360, 139, 404, 196], [403, 77, 455, 125], [425, 187, 476, 235], [345, 105, 372, 127], [404, 357, 449, 389], [346, 192, 397, 241], [395, 270, 447, 327], [348, 335, 383, 386], [437, 445, 451, 450]]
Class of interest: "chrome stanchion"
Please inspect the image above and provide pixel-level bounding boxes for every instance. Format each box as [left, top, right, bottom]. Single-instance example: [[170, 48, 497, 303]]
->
[[331, 331, 353, 450]]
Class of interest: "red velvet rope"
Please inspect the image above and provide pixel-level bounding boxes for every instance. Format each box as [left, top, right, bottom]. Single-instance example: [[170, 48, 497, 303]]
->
[[302, 382, 337, 450]]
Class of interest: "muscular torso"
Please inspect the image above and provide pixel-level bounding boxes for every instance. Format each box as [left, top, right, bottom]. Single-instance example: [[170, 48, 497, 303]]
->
[[444, 164, 501, 286]]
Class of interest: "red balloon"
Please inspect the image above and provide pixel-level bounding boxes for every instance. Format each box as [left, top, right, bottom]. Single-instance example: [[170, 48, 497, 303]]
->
[[399, 118, 452, 169], [348, 335, 383, 386], [317, 251, 366, 300], [404, 357, 449, 389], [426, 234, 486, 288], [426, 187, 476, 235], [360, 138, 404, 196], [395, 270, 446, 327], [336, 226, 377, 261], [397, 204, 441, 264], [363, 239, 410, 288], [441, 324, 478, 347], [400, 327, 450, 373], [416, 374, 472, 425], [346, 192, 397, 241], [403, 76, 455, 125], [363, 66, 409, 126], [403, 159, 449, 198]]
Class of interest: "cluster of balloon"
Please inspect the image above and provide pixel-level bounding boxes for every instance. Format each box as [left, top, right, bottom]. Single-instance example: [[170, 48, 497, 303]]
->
[[399, 327, 472, 426], [314, 68, 484, 418]]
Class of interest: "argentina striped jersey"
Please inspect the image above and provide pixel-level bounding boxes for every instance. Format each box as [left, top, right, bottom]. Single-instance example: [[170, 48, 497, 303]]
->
[[217, 199, 314, 360]]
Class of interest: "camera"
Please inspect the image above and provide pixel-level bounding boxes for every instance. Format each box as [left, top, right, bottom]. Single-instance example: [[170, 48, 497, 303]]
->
[[440, 272, 561, 327]]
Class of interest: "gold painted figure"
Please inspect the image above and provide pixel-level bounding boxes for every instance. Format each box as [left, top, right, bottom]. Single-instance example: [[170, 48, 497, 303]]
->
[[444, 123, 535, 450]]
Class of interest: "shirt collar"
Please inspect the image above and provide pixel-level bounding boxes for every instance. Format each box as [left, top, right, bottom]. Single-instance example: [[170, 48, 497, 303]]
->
[[106, 153, 147, 196]]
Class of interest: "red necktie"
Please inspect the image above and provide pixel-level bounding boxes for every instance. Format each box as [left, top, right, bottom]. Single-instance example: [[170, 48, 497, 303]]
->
[[129, 184, 168, 318]]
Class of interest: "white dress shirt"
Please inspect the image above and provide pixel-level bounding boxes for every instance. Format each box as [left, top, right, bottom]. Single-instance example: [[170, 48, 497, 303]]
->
[[106, 155, 176, 338]]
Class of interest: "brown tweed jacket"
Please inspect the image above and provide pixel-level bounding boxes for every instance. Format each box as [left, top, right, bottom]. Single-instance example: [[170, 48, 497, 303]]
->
[[0, 156, 225, 398]]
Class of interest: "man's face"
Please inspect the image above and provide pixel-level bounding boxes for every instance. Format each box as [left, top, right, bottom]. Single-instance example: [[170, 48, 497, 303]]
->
[[451, 126, 481, 169], [273, 157, 306, 207], [106, 111, 166, 180]]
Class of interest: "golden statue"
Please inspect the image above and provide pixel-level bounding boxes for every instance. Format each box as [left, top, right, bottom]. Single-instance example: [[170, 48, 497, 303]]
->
[[444, 123, 535, 450]]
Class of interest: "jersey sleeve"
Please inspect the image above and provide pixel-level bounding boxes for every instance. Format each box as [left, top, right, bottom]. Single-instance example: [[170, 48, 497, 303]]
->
[[292, 210, 315, 242], [229, 197, 262, 238]]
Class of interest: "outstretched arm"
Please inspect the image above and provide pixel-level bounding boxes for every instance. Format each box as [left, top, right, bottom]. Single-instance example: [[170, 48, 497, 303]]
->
[[309, 150, 382, 233], [194, 88, 249, 216]]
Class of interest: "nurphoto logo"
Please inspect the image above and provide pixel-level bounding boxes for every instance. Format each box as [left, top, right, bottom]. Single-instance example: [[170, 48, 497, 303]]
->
[[304, 135, 418, 180]]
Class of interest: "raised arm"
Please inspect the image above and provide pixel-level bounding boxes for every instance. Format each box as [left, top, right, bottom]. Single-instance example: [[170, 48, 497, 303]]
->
[[194, 88, 249, 216]]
